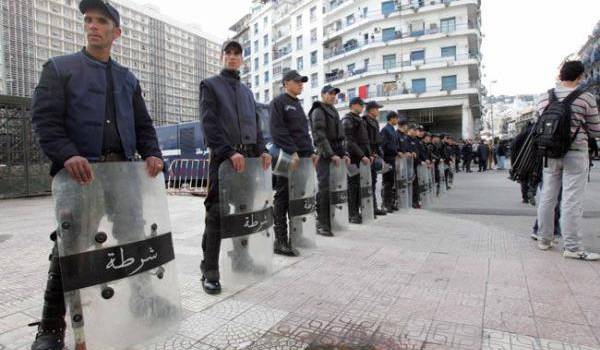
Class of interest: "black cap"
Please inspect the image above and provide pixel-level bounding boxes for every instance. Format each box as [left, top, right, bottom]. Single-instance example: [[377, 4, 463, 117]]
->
[[417, 125, 424, 131], [386, 111, 398, 121], [349, 97, 364, 107], [397, 116, 408, 125], [321, 85, 341, 94], [222, 40, 243, 54], [283, 70, 308, 83], [365, 101, 383, 111], [79, 0, 120, 27], [408, 124, 418, 130]]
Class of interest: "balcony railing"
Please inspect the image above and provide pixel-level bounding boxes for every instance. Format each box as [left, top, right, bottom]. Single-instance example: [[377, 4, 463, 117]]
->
[[335, 82, 479, 106], [325, 0, 468, 14], [324, 53, 480, 83], [324, 22, 478, 60], [273, 46, 292, 60]]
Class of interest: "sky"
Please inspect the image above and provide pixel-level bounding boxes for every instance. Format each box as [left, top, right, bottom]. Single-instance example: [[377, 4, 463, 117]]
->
[[131, 0, 600, 96]]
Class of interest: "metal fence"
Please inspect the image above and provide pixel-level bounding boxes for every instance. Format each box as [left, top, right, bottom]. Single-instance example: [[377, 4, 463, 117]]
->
[[166, 158, 210, 196], [0, 95, 51, 199]]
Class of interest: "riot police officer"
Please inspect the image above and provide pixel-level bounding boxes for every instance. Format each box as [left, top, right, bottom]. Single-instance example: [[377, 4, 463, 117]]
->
[[30, 1, 164, 348], [309, 85, 348, 236], [269, 70, 317, 256], [342, 97, 371, 224], [380, 111, 400, 212], [407, 125, 426, 208], [200, 40, 271, 295], [363, 101, 386, 216]]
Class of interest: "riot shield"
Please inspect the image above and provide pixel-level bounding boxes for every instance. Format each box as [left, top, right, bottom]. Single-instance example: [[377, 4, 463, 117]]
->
[[439, 162, 447, 195], [288, 158, 317, 248], [359, 163, 375, 223], [219, 158, 274, 287], [416, 164, 429, 208], [52, 162, 181, 350], [395, 157, 410, 210], [329, 162, 349, 231], [428, 166, 436, 202], [406, 157, 414, 207]]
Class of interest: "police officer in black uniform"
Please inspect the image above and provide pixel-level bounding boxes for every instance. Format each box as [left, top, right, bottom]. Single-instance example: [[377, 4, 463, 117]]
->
[[380, 111, 400, 212], [269, 70, 318, 256], [407, 125, 426, 208], [362, 101, 386, 217], [309, 85, 349, 236], [342, 97, 371, 224], [200, 40, 271, 295]]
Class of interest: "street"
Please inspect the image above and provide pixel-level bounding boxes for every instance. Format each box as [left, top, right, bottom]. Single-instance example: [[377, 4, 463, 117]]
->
[[1, 168, 599, 349]]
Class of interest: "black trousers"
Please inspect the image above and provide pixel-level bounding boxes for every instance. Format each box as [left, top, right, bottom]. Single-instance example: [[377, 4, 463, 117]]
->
[[478, 157, 487, 171], [348, 173, 360, 218], [371, 164, 378, 211], [464, 158, 472, 172], [315, 157, 331, 230], [200, 154, 225, 281], [412, 164, 419, 206], [273, 175, 289, 241]]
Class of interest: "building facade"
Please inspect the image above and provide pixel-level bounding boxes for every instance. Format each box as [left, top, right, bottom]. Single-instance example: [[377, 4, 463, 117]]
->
[[0, 0, 222, 125], [578, 20, 599, 103], [232, 0, 483, 139]]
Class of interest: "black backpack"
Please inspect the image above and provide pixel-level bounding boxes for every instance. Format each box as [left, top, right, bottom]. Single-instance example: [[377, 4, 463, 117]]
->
[[535, 88, 584, 159]]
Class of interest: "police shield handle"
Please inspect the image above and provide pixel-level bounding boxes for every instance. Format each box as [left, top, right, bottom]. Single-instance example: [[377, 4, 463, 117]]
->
[[145, 156, 164, 178], [331, 155, 342, 167], [290, 152, 301, 171], [64, 156, 94, 185]]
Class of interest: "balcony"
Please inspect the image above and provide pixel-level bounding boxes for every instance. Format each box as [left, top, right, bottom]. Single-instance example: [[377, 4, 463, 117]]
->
[[324, 22, 479, 61], [273, 66, 292, 81], [323, 0, 353, 15], [334, 82, 479, 107], [325, 53, 481, 83], [274, 26, 292, 43], [273, 46, 293, 61]]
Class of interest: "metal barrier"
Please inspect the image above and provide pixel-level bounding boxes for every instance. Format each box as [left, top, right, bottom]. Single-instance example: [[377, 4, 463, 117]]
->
[[166, 158, 210, 196], [0, 95, 52, 199]]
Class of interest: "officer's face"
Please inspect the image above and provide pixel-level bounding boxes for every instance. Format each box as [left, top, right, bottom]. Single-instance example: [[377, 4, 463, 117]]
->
[[389, 117, 398, 126], [285, 80, 304, 96], [322, 92, 337, 105], [84, 9, 121, 50], [351, 104, 364, 114], [368, 108, 379, 119], [222, 49, 242, 70]]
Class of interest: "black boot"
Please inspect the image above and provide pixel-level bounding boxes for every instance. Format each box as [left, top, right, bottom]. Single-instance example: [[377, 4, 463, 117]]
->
[[31, 237, 66, 350], [200, 269, 221, 295], [274, 235, 299, 257], [375, 208, 387, 216], [317, 223, 334, 237]]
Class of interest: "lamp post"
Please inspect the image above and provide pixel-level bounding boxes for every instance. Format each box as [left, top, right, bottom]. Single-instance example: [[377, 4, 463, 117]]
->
[[489, 80, 498, 138]]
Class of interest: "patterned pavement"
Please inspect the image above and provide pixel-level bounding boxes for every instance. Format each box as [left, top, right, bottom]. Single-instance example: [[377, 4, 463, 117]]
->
[[1, 169, 599, 349]]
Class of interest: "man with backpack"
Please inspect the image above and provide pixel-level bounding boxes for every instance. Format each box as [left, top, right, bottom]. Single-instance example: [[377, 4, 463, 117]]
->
[[535, 60, 600, 260]]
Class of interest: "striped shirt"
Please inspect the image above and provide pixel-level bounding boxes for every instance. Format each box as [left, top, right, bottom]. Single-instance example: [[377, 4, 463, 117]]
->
[[535, 84, 600, 151]]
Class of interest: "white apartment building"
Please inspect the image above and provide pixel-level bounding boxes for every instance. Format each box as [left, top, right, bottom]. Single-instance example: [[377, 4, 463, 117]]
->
[[0, 0, 222, 125], [238, 0, 325, 107], [232, 0, 483, 138], [322, 0, 482, 138]]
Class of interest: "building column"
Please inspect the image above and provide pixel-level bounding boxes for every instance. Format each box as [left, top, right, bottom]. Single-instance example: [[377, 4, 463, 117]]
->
[[462, 104, 474, 139]]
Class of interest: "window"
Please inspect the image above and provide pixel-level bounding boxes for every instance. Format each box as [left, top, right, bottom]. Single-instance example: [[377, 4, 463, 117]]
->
[[346, 14, 355, 26], [254, 40, 259, 52], [441, 46, 456, 59], [264, 71, 269, 83], [410, 21, 425, 37], [263, 34, 269, 47], [442, 75, 457, 91], [297, 57, 304, 70], [311, 73, 318, 88], [347, 63, 355, 73], [264, 53, 269, 64], [255, 92, 260, 100], [296, 35, 303, 50], [263, 17, 268, 29], [348, 87, 357, 99], [382, 27, 396, 42], [254, 23, 258, 35], [264, 89, 270, 102], [411, 78, 426, 93], [363, 58, 369, 70], [410, 50, 425, 62], [296, 15, 302, 29], [310, 51, 318, 65], [310, 6, 317, 22], [381, 1, 395, 16], [254, 75, 259, 87], [383, 54, 396, 70], [441, 17, 456, 34], [254, 58, 259, 70], [310, 28, 317, 44]]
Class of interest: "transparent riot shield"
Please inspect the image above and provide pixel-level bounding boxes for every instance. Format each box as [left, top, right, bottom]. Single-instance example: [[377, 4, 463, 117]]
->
[[439, 162, 447, 195], [329, 162, 348, 231], [428, 166, 436, 202], [359, 163, 375, 223], [395, 157, 410, 210], [416, 164, 429, 208], [448, 161, 455, 187], [288, 158, 317, 249], [52, 162, 181, 350], [406, 157, 414, 207], [219, 158, 274, 287]]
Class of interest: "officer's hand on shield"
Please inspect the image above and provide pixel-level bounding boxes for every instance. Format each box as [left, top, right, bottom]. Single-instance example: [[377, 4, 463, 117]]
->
[[230, 152, 246, 172], [361, 156, 371, 165], [290, 152, 301, 171], [344, 156, 351, 165], [64, 155, 93, 185], [412, 152, 417, 158], [311, 153, 319, 168], [331, 155, 341, 167], [145, 156, 164, 178], [260, 152, 272, 171]]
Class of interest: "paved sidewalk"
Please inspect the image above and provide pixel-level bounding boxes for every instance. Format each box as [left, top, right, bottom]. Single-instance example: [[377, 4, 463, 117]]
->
[[1, 169, 599, 349]]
